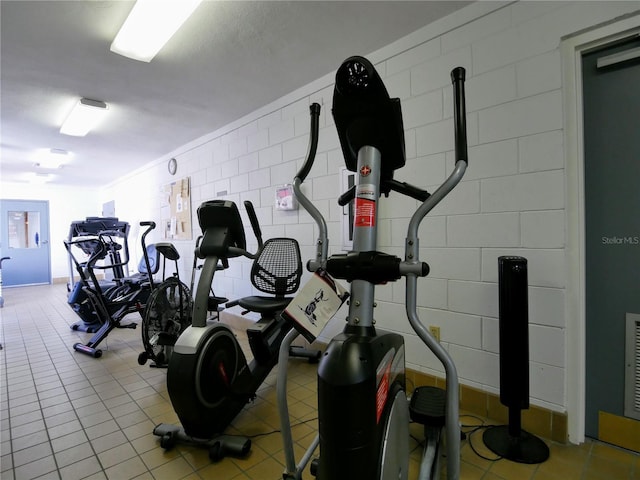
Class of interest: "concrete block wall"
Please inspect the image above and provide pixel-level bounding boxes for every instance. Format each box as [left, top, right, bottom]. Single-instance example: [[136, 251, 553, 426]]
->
[[101, 1, 640, 414]]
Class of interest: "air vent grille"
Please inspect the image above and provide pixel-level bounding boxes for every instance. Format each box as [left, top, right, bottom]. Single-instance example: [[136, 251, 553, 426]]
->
[[624, 313, 640, 420]]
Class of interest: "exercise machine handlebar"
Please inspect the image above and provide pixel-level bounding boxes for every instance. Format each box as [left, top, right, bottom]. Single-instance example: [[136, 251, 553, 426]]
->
[[139, 221, 157, 290], [451, 67, 468, 166], [296, 103, 321, 183], [243, 200, 263, 250], [402, 67, 468, 480], [64, 229, 131, 272], [293, 103, 327, 270]]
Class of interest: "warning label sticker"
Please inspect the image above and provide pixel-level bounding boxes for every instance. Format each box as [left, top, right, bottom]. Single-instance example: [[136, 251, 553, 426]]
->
[[356, 184, 376, 201], [355, 197, 375, 227], [376, 361, 391, 424]]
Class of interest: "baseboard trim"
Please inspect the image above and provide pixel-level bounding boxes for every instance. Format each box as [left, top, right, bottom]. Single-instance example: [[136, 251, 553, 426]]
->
[[599, 411, 640, 453]]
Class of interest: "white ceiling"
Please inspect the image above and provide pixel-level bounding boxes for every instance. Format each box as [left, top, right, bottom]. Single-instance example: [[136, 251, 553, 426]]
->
[[1, 1, 472, 188]]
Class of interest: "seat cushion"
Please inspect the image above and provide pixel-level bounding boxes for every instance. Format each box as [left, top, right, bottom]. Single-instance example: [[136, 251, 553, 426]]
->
[[237, 296, 291, 314]]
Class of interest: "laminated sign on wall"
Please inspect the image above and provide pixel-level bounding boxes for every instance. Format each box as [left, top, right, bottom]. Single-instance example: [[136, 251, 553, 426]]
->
[[161, 176, 192, 240]]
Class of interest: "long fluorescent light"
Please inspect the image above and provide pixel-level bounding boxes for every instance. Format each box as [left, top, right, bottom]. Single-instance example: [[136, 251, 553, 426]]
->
[[60, 98, 108, 137], [110, 0, 203, 63]]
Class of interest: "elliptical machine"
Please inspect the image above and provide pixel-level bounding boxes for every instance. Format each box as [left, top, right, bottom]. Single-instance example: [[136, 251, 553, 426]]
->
[[153, 200, 314, 460], [66, 217, 133, 332], [66, 218, 160, 332], [65, 221, 168, 358], [277, 56, 468, 480]]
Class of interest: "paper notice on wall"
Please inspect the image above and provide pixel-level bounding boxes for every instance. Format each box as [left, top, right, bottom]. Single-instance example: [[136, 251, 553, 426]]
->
[[282, 269, 349, 343], [161, 176, 192, 240]]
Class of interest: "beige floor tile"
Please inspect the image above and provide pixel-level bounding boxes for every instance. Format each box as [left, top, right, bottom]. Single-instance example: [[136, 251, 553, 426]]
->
[[2, 284, 640, 480]]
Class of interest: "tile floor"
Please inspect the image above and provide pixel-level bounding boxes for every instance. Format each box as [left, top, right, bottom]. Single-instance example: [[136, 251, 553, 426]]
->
[[1, 283, 639, 480]]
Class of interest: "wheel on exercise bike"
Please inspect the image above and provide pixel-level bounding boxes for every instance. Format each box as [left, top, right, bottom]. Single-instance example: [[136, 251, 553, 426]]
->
[[139, 277, 192, 367]]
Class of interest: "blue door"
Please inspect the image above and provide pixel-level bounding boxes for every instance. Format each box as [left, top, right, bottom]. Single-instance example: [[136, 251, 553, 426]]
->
[[0, 199, 51, 286], [583, 38, 640, 437]]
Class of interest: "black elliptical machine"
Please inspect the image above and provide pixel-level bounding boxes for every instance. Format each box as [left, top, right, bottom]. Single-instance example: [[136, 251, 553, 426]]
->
[[65, 223, 149, 357], [66, 218, 133, 332], [66, 218, 161, 332], [153, 200, 313, 460], [65, 221, 175, 358], [276, 56, 468, 480]]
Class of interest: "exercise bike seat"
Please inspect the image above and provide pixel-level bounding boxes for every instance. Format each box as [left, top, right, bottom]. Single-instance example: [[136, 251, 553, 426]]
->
[[237, 296, 291, 314], [235, 238, 302, 315], [154, 242, 180, 261]]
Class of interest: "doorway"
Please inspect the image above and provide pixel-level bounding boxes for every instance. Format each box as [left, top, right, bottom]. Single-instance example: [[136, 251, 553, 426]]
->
[[0, 199, 51, 286], [582, 38, 640, 440]]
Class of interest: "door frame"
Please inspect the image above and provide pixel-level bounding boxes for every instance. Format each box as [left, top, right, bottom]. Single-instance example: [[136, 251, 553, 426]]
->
[[562, 13, 640, 444]]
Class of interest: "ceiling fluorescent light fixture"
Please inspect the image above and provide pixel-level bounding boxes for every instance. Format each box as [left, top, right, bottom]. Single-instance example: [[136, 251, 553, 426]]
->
[[34, 148, 71, 169], [29, 172, 54, 184], [110, 0, 203, 62], [60, 98, 108, 136]]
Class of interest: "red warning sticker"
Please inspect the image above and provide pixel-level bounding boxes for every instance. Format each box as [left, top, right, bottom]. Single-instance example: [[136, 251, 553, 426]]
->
[[355, 197, 375, 227], [376, 361, 391, 424]]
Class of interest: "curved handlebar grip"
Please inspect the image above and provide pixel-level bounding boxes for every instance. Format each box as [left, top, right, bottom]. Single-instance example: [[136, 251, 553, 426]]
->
[[139, 221, 156, 288], [338, 185, 356, 206], [451, 67, 468, 165], [243, 200, 263, 249], [386, 180, 431, 202], [295, 103, 321, 182]]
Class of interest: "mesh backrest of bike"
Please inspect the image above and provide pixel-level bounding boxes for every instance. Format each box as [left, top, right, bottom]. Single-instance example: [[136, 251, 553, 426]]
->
[[250, 238, 302, 297]]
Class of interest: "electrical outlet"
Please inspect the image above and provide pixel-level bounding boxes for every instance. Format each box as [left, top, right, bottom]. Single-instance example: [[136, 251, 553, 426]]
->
[[429, 325, 441, 342]]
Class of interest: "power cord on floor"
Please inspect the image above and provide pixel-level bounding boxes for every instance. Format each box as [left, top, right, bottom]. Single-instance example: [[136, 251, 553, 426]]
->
[[247, 416, 319, 439], [253, 412, 503, 465], [460, 414, 503, 462]]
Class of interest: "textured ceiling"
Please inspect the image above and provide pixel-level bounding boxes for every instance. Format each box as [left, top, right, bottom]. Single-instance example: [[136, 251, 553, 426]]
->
[[1, 1, 472, 187]]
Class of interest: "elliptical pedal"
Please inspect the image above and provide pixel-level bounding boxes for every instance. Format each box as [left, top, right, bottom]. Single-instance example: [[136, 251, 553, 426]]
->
[[409, 386, 446, 428], [410, 386, 447, 479]]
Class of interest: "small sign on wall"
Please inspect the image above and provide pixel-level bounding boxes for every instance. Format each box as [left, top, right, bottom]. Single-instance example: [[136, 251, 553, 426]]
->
[[102, 200, 116, 217], [275, 184, 297, 211]]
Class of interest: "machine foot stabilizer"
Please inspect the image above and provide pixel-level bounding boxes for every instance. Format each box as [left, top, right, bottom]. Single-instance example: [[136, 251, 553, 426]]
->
[[153, 423, 251, 462]]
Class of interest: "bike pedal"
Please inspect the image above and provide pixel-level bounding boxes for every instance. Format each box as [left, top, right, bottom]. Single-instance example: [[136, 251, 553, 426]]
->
[[409, 386, 446, 428]]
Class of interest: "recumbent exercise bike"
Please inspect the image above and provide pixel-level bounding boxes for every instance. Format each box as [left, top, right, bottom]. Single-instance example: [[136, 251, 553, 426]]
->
[[277, 56, 468, 480], [153, 200, 319, 460]]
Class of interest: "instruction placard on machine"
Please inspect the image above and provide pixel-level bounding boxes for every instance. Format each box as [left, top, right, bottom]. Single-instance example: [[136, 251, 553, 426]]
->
[[282, 269, 349, 343]]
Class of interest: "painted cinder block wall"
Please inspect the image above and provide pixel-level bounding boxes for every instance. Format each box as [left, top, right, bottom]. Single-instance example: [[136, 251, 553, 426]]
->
[[101, 1, 640, 422]]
